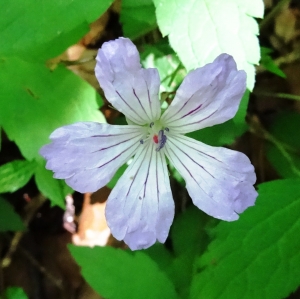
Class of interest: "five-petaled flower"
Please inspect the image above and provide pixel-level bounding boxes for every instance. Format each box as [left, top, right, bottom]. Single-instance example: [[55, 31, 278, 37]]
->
[[40, 37, 257, 250]]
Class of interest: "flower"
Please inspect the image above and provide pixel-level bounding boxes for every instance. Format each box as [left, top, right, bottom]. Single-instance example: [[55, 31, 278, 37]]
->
[[40, 37, 257, 250]]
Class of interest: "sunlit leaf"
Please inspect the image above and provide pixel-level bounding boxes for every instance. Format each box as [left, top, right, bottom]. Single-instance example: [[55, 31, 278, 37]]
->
[[0, 0, 113, 60], [190, 179, 300, 299], [0, 160, 36, 193], [0, 57, 105, 161], [154, 0, 264, 91], [121, 0, 157, 40], [69, 245, 179, 299], [0, 196, 25, 231]]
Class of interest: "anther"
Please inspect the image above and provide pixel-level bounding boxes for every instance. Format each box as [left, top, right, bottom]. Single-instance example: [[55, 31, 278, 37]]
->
[[165, 127, 169, 132], [140, 139, 144, 144], [156, 130, 167, 151], [149, 122, 154, 128]]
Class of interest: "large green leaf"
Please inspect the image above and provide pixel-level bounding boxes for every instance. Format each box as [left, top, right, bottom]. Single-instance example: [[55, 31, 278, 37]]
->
[[190, 179, 300, 299], [0, 57, 104, 206], [0, 57, 104, 161], [69, 245, 179, 299], [267, 112, 300, 178], [0, 160, 36, 193], [0, 2, 108, 207], [0, 196, 25, 231], [0, 0, 113, 60], [121, 0, 157, 40], [154, 0, 264, 91]]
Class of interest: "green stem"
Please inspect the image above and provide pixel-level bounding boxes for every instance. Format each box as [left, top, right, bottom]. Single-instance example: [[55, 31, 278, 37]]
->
[[260, 0, 290, 32], [255, 91, 300, 101], [167, 63, 182, 87], [250, 117, 300, 177]]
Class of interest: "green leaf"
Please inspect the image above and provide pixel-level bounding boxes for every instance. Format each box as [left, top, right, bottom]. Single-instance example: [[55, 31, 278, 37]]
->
[[0, 57, 105, 161], [2, 287, 28, 299], [69, 245, 179, 299], [35, 162, 72, 208], [171, 206, 208, 257], [169, 206, 209, 298], [0, 0, 113, 60], [260, 47, 286, 78], [0, 2, 108, 208], [121, 0, 157, 40], [154, 0, 264, 91], [0, 160, 36, 193], [190, 179, 300, 299], [267, 112, 300, 178], [0, 196, 25, 231]]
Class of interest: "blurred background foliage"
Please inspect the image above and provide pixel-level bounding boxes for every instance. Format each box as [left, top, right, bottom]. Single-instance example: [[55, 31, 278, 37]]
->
[[0, 0, 300, 299]]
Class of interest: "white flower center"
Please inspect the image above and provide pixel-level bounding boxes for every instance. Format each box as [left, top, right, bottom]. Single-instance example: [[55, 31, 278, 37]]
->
[[149, 121, 169, 151], [140, 120, 169, 151]]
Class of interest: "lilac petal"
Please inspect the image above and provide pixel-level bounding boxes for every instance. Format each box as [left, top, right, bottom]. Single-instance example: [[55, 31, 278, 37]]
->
[[95, 38, 161, 125], [40, 122, 147, 193], [105, 141, 174, 250], [161, 54, 247, 134], [164, 134, 257, 221]]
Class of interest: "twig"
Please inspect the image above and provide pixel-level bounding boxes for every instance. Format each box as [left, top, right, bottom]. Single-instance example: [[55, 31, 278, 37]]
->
[[18, 246, 63, 290], [1, 194, 46, 268], [249, 115, 300, 177], [253, 91, 300, 101]]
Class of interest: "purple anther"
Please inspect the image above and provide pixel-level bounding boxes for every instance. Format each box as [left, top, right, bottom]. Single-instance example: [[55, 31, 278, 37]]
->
[[156, 130, 167, 151]]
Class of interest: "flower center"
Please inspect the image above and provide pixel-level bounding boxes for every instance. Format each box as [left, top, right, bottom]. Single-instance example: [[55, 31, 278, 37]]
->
[[153, 134, 159, 144], [150, 121, 169, 151], [140, 121, 169, 151]]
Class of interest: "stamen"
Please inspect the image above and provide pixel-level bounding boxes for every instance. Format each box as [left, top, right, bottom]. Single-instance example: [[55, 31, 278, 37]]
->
[[150, 122, 154, 128], [140, 140, 144, 144], [156, 130, 167, 151], [165, 127, 169, 132]]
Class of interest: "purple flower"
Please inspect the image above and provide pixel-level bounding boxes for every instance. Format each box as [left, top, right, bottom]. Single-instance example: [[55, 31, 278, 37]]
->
[[40, 38, 257, 250]]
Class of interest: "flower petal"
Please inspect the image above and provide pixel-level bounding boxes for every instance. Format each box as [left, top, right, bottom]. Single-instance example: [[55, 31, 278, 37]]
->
[[40, 122, 146, 193], [161, 54, 246, 134], [95, 38, 161, 125], [164, 134, 257, 221], [105, 141, 174, 250]]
